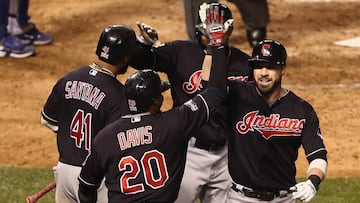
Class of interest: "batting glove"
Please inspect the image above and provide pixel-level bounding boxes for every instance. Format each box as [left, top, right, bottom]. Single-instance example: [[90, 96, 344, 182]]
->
[[136, 22, 159, 46], [290, 180, 317, 202], [196, 4, 226, 47]]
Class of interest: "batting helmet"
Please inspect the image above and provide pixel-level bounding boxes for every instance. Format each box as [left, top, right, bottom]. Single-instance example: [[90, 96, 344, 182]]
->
[[124, 69, 171, 113], [96, 24, 137, 65], [248, 39, 287, 68], [195, 3, 234, 44]]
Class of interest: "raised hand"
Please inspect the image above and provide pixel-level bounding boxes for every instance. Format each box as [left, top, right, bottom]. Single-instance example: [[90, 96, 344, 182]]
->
[[196, 4, 226, 46], [136, 22, 159, 45]]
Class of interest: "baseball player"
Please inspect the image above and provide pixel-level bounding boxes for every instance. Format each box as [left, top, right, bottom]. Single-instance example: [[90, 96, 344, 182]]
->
[[40, 24, 137, 203], [226, 40, 328, 202], [133, 3, 251, 203], [77, 16, 230, 202]]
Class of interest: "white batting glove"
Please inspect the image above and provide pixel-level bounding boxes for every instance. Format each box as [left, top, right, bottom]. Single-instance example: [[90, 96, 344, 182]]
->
[[290, 180, 317, 202], [136, 22, 159, 45]]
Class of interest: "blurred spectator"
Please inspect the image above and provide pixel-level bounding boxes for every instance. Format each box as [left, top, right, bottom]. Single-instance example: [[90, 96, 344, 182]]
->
[[0, 0, 53, 58], [0, 0, 34, 58]]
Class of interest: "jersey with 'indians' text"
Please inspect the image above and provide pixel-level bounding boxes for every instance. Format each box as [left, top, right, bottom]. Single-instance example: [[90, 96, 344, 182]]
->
[[41, 64, 128, 166], [227, 81, 327, 191]]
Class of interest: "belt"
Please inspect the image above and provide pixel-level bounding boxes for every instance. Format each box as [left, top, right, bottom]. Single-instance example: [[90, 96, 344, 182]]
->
[[194, 139, 225, 151], [231, 183, 290, 201]]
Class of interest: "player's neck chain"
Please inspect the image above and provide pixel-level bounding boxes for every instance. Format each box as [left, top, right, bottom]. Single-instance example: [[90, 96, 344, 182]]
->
[[89, 63, 116, 78]]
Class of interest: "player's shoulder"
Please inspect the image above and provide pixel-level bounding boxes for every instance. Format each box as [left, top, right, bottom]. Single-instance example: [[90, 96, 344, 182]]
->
[[229, 46, 250, 59], [54, 65, 88, 84], [286, 91, 316, 112], [62, 65, 90, 77]]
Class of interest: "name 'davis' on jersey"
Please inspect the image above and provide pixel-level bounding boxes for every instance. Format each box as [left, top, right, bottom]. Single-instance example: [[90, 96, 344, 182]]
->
[[117, 125, 153, 150], [236, 111, 305, 139], [64, 80, 106, 110]]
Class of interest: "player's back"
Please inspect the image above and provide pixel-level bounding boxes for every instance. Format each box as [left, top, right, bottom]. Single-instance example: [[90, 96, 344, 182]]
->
[[41, 64, 129, 166], [83, 94, 212, 203]]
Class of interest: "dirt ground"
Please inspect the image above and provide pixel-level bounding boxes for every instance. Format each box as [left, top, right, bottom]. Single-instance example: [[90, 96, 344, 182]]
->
[[0, 0, 359, 178]]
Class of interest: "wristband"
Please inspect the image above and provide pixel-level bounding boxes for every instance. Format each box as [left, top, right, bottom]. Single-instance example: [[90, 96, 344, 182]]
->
[[308, 175, 321, 191]]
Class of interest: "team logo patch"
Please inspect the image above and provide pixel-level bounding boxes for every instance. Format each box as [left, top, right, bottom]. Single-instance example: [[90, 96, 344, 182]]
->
[[89, 69, 98, 76], [183, 70, 203, 94], [261, 44, 272, 57], [236, 111, 305, 139], [101, 46, 110, 59], [128, 99, 137, 112], [184, 99, 199, 112]]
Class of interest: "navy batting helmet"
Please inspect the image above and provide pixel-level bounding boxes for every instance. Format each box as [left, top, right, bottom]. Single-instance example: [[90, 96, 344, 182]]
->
[[96, 24, 137, 65], [248, 39, 287, 68], [125, 69, 171, 113]]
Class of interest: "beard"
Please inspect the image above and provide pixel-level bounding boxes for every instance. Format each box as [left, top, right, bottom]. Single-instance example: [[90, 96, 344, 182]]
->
[[256, 77, 282, 98]]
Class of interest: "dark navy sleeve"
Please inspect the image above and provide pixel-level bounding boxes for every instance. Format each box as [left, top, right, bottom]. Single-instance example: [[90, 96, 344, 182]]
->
[[151, 41, 180, 73], [129, 42, 154, 69], [41, 78, 64, 125], [166, 88, 225, 140], [301, 102, 328, 162], [172, 45, 228, 139], [78, 146, 104, 190]]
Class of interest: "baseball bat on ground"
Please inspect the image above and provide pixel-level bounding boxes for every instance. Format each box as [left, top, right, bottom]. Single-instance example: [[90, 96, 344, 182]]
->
[[26, 181, 56, 203]]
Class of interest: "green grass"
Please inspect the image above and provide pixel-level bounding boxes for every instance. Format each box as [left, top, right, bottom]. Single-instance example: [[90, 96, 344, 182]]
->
[[1, 166, 360, 203], [0, 166, 55, 203]]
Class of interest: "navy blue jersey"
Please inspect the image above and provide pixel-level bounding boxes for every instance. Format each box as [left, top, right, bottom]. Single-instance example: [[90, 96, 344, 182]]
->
[[79, 88, 225, 203], [134, 40, 251, 144], [227, 81, 328, 191], [152, 40, 250, 106], [41, 64, 129, 166]]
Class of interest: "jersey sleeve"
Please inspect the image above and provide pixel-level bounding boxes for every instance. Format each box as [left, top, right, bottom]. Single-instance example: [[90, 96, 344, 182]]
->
[[152, 41, 182, 73], [41, 78, 64, 125], [78, 147, 104, 190], [301, 103, 328, 162], [170, 87, 225, 139], [129, 42, 155, 69]]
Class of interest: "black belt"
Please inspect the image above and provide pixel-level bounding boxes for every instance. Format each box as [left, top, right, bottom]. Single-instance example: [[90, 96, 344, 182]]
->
[[231, 183, 289, 201], [194, 139, 225, 151]]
